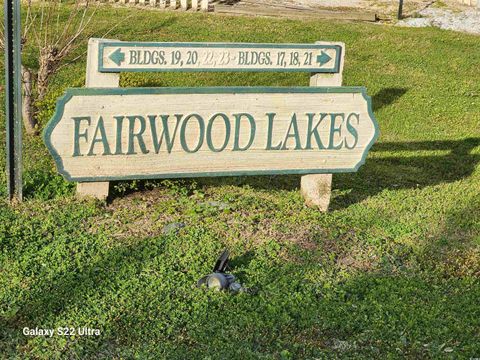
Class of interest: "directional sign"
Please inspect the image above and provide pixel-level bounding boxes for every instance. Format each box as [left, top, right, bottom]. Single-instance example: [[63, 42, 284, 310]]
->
[[98, 42, 342, 73], [43, 87, 378, 182]]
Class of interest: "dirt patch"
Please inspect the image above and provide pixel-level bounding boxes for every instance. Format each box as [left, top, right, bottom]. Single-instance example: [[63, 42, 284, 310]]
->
[[88, 188, 177, 242], [238, 0, 436, 17], [398, 7, 480, 35]]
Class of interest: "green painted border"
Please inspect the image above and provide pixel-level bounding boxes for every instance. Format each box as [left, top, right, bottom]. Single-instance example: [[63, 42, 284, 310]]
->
[[43, 86, 379, 182], [98, 42, 342, 73]]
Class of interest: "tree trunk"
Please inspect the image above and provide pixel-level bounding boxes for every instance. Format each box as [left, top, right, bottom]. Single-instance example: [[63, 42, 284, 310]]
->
[[37, 46, 58, 102], [21, 66, 38, 135]]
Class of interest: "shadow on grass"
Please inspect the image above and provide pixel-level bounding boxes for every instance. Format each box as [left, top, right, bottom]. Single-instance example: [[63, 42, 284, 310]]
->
[[181, 137, 480, 209], [22, 169, 75, 200], [2, 214, 479, 357], [1, 233, 265, 356], [107, 137, 480, 208], [0, 237, 168, 355], [229, 250, 256, 280], [331, 137, 480, 209], [371, 87, 408, 111]]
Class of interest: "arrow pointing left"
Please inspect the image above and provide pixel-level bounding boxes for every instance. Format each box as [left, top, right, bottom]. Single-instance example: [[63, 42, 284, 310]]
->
[[109, 48, 125, 66]]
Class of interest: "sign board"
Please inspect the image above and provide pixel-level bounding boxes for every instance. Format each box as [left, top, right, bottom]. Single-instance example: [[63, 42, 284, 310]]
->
[[43, 87, 378, 182], [98, 42, 342, 73]]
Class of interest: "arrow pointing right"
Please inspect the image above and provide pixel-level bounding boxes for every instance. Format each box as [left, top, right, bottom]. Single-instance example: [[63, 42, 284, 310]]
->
[[316, 51, 332, 66], [109, 48, 125, 66]]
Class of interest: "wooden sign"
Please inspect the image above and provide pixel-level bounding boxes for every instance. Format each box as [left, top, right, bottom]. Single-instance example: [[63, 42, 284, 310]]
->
[[43, 87, 378, 182], [98, 41, 342, 73]]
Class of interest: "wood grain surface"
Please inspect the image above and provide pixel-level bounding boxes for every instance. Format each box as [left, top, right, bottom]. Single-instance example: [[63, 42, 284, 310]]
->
[[44, 87, 379, 182]]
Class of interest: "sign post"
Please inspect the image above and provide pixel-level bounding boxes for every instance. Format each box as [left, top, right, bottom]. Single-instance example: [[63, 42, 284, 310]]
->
[[44, 39, 379, 211], [4, 0, 22, 201], [76, 38, 120, 199], [301, 41, 345, 211]]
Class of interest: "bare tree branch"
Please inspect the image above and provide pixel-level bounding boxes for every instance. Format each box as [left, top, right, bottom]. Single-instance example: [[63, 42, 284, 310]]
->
[[0, 0, 115, 135]]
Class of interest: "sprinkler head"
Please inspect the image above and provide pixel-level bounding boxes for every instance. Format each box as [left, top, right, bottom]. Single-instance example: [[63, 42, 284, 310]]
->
[[197, 249, 243, 292]]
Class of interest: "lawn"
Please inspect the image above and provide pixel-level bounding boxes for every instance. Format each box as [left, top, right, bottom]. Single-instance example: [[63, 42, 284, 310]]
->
[[0, 4, 479, 359]]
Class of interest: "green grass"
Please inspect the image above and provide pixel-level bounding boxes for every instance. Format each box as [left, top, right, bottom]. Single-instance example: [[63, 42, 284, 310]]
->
[[1, 4, 480, 359]]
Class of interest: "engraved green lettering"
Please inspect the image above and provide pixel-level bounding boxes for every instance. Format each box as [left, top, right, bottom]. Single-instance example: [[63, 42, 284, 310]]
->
[[305, 113, 327, 150], [206, 113, 231, 153], [127, 116, 149, 155], [180, 114, 205, 153], [73, 116, 91, 157], [281, 113, 302, 150], [328, 113, 345, 150], [149, 114, 181, 154], [87, 116, 112, 156], [233, 113, 256, 151], [345, 113, 359, 149], [265, 113, 282, 150]]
